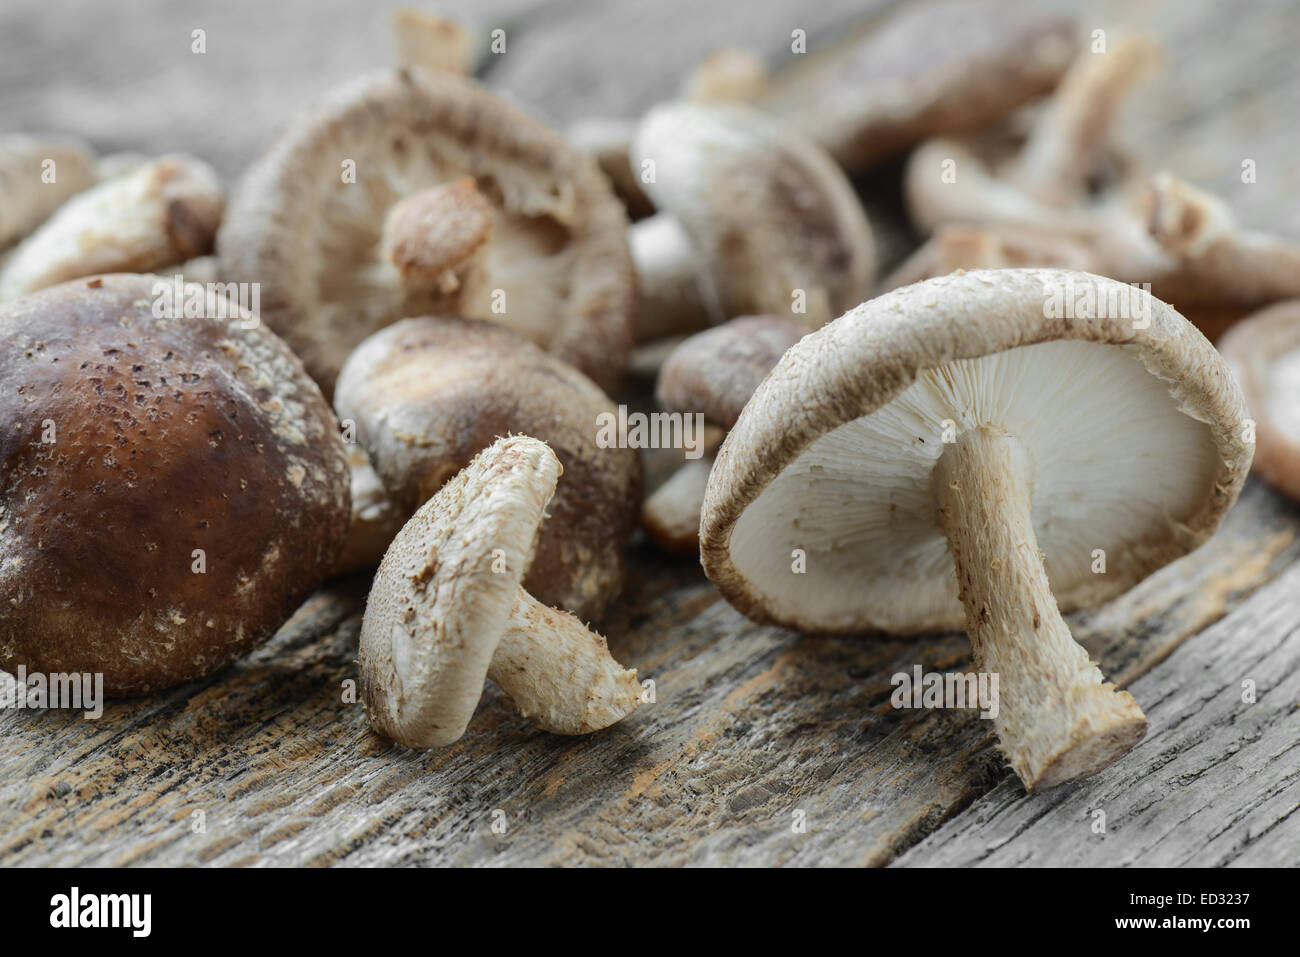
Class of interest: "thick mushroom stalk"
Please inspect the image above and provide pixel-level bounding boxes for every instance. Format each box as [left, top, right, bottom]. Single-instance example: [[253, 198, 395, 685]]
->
[[491, 589, 643, 735], [934, 426, 1148, 790], [382, 176, 494, 315]]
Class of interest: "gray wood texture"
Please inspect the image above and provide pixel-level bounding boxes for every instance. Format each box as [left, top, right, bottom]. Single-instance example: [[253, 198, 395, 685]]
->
[[2, 0, 1299, 867]]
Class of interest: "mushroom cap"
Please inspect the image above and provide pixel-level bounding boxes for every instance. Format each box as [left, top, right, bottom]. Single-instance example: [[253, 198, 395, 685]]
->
[[701, 269, 1252, 634], [360, 435, 558, 747], [0, 155, 224, 300], [0, 274, 351, 694], [1219, 300, 1300, 500], [760, 0, 1077, 170], [631, 102, 874, 327], [218, 68, 635, 397], [334, 315, 641, 622], [656, 316, 805, 428]]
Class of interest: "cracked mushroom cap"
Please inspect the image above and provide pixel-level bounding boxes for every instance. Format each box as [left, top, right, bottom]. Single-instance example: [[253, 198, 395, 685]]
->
[[1220, 301, 1300, 501], [0, 274, 351, 694], [334, 316, 640, 622], [701, 269, 1251, 634], [631, 101, 874, 328], [656, 315, 805, 427], [218, 68, 635, 398], [759, 0, 1077, 170], [0, 155, 223, 301]]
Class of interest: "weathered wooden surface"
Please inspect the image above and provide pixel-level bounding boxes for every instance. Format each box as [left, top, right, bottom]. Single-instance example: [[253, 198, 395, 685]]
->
[[2, 0, 1300, 867]]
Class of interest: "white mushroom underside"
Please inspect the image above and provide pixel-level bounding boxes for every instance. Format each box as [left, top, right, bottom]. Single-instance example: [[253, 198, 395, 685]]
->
[[728, 339, 1220, 632], [1265, 348, 1300, 440], [314, 134, 576, 349]]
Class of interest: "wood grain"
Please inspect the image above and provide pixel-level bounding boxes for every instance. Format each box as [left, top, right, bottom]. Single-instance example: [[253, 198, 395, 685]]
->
[[2, 0, 1299, 866]]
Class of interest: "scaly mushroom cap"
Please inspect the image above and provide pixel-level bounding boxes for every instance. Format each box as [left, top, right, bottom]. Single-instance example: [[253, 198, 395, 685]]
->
[[219, 69, 635, 397], [701, 269, 1251, 634], [334, 316, 641, 622], [0, 134, 98, 248], [1220, 301, 1300, 501], [0, 274, 350, 694], [656, 316, 805, 428], [360, 435, 557, 747], [0, 155, 224, 300], [760, 0, 1077, 170], [632, 102, 875, 328]]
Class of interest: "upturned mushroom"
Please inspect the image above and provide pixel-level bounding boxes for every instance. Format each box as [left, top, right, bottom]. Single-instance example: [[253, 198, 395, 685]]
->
[[361, 435, 642, 748], [334, 316, 640, 623], [629, 101, 874, 342], [644, 316, 804, 554], [0, 274, 351, 695], [759, 0, 1077, 172], [701, 269, 1252, 790], [1219, 300, 1300, 501], [218, 69, 635, 397], [0, 155, 223, 301], [0, 134, 98, 249]]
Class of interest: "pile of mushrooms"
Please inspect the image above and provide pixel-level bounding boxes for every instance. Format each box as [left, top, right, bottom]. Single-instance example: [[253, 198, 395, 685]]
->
[[2, 3, 1292, 794]]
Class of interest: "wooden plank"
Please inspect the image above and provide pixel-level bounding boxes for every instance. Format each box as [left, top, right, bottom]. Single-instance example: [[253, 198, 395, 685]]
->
[[892, 559, 1300, 867], [1, 479, 1295, 866]]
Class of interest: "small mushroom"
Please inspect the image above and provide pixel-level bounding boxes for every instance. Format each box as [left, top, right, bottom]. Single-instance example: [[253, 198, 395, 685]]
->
[[701, 269, 1252, 789], [361, 435, 642, 748], [0, 274, 351, 695], [0, 155, 224, 300], [682, 47, 768, 104], [391, 7, 481, 76], [759, 0, 1077, 171], [1219, 301, 1300, 501], [0, 134, 98, 248], [219, 69, 635, 397], [334, 316, 641, 623], [629, 101, 874, 341], [644, 316, 804, 554]]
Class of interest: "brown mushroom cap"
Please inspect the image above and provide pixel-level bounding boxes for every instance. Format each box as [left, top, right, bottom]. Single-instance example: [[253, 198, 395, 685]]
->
[[1219, 300, 1300, 501], [760, 0, 1077, 171], [218, 69, 635, 398], [656, 316, 806, 428], [334, 316, 641, 622], [0, 274, 350, 695], [701, 269, 1251, 634], [631, 102, 875, 330]]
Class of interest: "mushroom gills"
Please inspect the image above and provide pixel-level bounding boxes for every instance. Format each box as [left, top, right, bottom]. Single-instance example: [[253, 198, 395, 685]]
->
[[727, 339, 1222, 633]]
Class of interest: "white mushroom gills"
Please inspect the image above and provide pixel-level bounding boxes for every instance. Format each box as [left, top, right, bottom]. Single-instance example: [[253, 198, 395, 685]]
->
[[934, 425, 1147, 789]]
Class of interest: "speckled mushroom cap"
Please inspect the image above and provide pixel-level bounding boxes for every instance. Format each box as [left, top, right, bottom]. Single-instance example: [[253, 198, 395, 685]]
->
[[631, 102, 874, 328], [218, 68, 635, 398], [656, 316, 805, 428], [0, 274, 350, 694], [334, 316, 640, 623], [701, 269, 1252, 634], [1219, 301, 1300, 501], [759, 0, 1077, 170], [360, 435, 558, 747]]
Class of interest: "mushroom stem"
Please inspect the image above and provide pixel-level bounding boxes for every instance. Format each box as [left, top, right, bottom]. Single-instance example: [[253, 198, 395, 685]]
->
[[642, 454, 715, 554], [488, 588, 643, 735], [382, 177, 494, 314], [628, 214, 718, 342], [934, 425, 1148, 790]]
